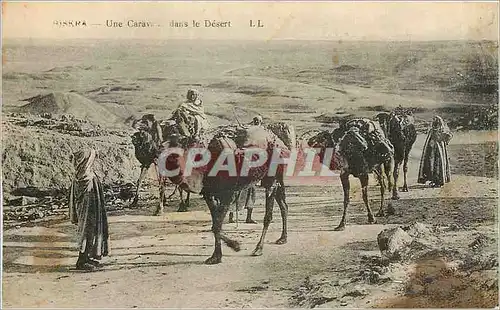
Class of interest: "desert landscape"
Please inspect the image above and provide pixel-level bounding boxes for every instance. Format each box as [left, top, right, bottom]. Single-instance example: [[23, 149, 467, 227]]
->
[[2, 38, 498, 308]]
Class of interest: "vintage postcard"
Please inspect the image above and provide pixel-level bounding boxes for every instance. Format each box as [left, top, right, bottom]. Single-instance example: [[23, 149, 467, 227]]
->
[[1, 1, 498, 308]]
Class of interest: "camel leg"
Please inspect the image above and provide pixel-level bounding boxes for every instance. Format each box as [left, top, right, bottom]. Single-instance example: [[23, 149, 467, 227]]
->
[[204, 195, 222, 264], [162, 184, 171, 207], [360, 174, 376, 224], [402, 151, 410, 192], [155, 180, 165, 216], [131, 166, 148, 207], [165, 185, 178, 200], [234, 193, 240, 226], [274, 181, 288, 244], [245, 209, 255, 224], [177, 189, 189, 212], [245, 186, 257, 224], [375, 167, 386, 217], [185, 192, 191, 209], [392, 159, 401, 200], [153, 165, 164, 216], [204, 195, 239, 265], [385, 160, 395, 215], [334, 173, 350, 231], [177, 188, 184, 211], [252, 185, 277, 256], [228, 191, 241, 224], [217, 195, 240, 253]]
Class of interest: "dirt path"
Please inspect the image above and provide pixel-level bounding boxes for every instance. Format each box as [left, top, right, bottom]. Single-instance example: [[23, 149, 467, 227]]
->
[[2, 187, 387, 308], [2, 133, 497, 308]]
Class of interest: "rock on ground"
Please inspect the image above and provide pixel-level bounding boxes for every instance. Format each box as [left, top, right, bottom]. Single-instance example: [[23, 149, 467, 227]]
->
[[377, 227, 414, 261]]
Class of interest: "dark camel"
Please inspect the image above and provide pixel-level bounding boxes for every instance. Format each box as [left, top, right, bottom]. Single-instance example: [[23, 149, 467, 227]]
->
[[130, 130, 191, 214], [130, 115, 191, 214], [308, 119, 395, 230], [375, 107, 417, 199]]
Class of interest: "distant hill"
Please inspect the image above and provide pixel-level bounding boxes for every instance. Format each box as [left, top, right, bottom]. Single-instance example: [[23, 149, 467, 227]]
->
[[19, 92, 121, 127]]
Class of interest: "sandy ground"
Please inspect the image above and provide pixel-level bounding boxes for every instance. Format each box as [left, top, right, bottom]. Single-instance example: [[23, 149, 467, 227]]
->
[[3, 132, 497, 308]]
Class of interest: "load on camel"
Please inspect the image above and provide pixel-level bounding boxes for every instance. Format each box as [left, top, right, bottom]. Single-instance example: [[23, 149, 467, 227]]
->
[[375, 106, 417, 199], [158, 125, 291, 264], [307, 118, 396, 230]]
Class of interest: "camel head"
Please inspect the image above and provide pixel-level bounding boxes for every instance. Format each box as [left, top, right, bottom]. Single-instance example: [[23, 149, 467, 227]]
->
[[132, 114, 157, 132], [388, 114, 406, 141], [306, 129, 344, 171], [374, 112, 391, 137], [266, 122, 297, 150], [307, 130, 335, 150], [307, 124, 347, 150]]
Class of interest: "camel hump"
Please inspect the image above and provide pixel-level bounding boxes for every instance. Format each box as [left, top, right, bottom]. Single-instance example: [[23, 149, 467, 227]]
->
[[208, 125, 239, 152], [208, 125, 288, 154], [208, 134, 238, 152], [242, 126, 288, 150]]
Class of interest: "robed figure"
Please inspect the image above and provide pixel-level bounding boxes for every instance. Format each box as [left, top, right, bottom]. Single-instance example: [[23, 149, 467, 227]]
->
[[417, 116, 453, 187], [69, 149, 109, 271]]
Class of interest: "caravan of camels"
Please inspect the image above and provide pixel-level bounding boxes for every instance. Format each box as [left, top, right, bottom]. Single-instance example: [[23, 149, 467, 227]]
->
[[66, 89, 451, 270], [82, 88, 451, 267]]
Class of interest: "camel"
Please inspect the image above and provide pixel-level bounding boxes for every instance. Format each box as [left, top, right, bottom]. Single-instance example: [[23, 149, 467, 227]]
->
[[158, 125, 290, 264], [227, 121, 297, 224], [375, 107, 417, 199], [130, 115, 192, 213], [307, 118, 395, 230], [130, 129, 191, 213]]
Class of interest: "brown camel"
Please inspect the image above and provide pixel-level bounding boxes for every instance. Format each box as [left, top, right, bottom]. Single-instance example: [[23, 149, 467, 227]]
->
[[158, 125, 290, 264], [308, 118, 395, 230]]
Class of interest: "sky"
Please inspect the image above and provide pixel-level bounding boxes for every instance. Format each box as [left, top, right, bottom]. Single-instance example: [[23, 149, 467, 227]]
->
[[2, 1, 499, 41]]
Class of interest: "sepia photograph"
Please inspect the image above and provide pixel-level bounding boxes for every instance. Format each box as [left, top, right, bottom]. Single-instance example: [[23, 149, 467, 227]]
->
[[1, 1, 499, 308]]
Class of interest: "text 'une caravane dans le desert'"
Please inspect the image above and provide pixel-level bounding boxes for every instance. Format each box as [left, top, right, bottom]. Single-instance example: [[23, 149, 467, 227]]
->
[[53, 19, 265, 28]]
